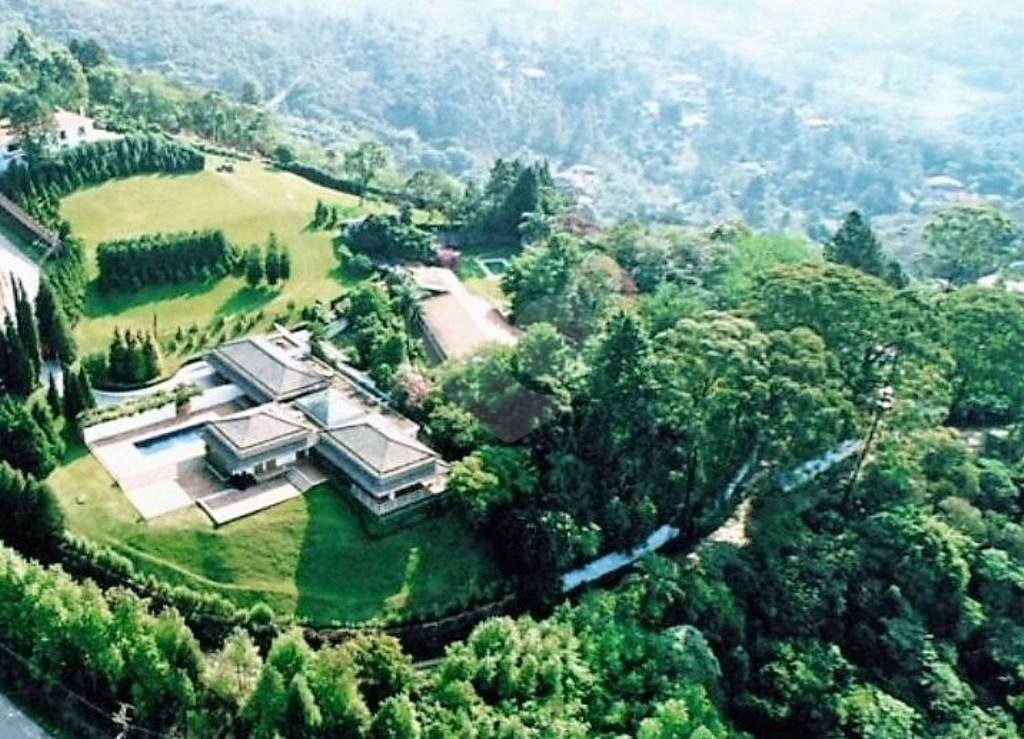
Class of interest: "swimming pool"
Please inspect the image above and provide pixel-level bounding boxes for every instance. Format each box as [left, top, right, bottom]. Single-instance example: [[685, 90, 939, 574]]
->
[[134, 425, 206, 456]]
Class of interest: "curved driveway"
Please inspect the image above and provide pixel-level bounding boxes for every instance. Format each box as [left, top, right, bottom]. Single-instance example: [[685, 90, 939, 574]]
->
[[93, 360, 218, 407]]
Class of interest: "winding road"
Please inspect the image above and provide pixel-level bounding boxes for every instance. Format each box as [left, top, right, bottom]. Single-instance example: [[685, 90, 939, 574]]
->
[[0, 692, 50, 738], [560, 440, 860, 593], [0, 230, 40, 316], [92, 360, 219, 407]]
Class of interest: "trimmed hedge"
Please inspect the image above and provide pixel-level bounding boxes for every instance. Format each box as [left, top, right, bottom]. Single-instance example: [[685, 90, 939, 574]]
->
[[78, 382, 200, 428], [282, 160, 426, 208], [96, 229, 238, 291]]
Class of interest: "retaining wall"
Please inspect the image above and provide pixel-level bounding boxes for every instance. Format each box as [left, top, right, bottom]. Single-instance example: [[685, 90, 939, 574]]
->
[[82, 402, 177, 444]]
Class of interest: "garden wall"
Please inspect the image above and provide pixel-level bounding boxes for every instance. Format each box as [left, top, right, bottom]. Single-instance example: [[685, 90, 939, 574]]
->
[[82, 403, 177, 444], [190, 382, 246, 412]]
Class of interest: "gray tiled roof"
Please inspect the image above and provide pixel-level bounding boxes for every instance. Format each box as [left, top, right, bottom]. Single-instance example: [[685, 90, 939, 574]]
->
[[210, 337, 327, 402], [295, 388, 367, 429], [206, 408, 309, 451], [326, 420, 437, 475]]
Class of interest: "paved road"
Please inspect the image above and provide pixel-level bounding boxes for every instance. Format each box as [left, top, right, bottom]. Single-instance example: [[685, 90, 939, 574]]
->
[[0, 231, 40, 316], [93, 359, 218, 407], [0, 692, 50, 739], [560, 441, 860, 593]]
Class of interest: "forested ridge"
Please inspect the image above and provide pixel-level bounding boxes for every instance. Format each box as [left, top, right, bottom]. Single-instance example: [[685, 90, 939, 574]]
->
[[3, 0, 1024, 248]]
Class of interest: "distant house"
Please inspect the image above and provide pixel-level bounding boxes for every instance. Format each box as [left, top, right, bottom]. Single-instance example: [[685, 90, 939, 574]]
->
[[0, 109, 121, 172], [408, 266, 520, 362], [925, 175, 966, 192]]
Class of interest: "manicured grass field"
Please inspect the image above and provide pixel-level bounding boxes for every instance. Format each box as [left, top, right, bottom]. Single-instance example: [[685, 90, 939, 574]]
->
[[49, 440, 504, 623], [61, 157, 391, 359]]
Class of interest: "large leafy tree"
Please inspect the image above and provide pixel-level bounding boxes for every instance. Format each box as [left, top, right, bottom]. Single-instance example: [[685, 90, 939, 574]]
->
[[923, 204, 1021, 286], [939, 287, 1024, 424], [343, 140, 389, 199], [502, 234, 620, 340], [748, 262, 950, 413]]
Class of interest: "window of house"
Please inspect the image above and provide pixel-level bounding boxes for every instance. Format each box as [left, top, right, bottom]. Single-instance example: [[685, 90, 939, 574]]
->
[[59, 130, 67, 140]]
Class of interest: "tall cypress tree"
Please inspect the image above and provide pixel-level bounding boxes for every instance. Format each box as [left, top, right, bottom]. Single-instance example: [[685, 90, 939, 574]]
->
[[78, 366, 96, 410], [280, 247, 292, 280], [12, 278, 41, 385], [30, 401, 64, 461], [265, 234, 282, 286], [46, 372, 61, 415], [108, 327, 128, 382], [35, 277, 76, 363], [141, 333, 162, 382], [62, 364, 84, 426], [4, 315, 34, 397]]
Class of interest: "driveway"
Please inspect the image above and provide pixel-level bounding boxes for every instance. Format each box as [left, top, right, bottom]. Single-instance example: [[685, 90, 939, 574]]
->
[[93, 360, 220, 407], [0, 232, 40, 316], [0, 691, 50, 738]]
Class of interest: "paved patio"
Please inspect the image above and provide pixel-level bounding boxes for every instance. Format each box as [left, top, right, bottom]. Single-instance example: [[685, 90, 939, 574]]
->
[[88, 401, 242, 519]]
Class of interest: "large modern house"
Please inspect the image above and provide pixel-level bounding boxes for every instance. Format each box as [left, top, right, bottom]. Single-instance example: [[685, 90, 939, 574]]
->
[[206, 335, 329, 403], [200, 334, 447, 516]]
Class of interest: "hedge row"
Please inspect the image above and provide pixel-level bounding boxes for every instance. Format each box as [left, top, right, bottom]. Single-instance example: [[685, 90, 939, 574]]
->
[[96, 229, 238, 291]]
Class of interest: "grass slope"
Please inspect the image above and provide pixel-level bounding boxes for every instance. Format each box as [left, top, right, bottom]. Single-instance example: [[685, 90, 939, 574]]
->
[[49, 440, 503, 623], [61, 157, 390, 357]]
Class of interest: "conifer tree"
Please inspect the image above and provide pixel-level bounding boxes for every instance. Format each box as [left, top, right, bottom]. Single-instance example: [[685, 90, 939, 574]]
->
[[108, 327, 128, 382], [265, 234, 282, 286], [12, 278, 41, 384], [30, 401, 64, 461], [46, 373, 61, 415], [0, 395, 59, 477], [0, 461, 65, 561], [62, 365, 84, 427], [245, 245, 265, 287], [4, 315, 34, 397], [280, 247, 292, 280], [824, 211, 886, 278], [141, 333, 162, 381], [78, 366, 95, 410], [35, 277, 76, 363]]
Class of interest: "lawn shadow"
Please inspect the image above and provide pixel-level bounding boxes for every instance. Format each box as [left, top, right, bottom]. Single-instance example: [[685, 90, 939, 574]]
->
[[83, 276, 225, 320], [293, 482, 505, 625], [215, 284, 279, 317], [328, 263, 364, 288]]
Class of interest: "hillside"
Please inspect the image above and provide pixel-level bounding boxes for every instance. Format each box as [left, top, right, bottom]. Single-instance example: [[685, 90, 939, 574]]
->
[[4, 0, 1023, 256]]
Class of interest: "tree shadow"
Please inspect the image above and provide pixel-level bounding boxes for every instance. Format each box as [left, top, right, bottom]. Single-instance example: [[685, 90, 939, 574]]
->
[[293, 482, 504, 625], [215, 285, 278, 317], [82, 276, 224, 319]]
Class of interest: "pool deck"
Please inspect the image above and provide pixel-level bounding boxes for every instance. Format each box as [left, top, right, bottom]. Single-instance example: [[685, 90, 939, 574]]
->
[[88, 401, 243, 520]]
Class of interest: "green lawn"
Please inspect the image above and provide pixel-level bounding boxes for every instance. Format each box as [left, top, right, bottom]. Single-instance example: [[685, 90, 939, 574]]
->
[[457, 244, 518, 310], [61, 157, 391, 359], [49, 441, 504, 623]]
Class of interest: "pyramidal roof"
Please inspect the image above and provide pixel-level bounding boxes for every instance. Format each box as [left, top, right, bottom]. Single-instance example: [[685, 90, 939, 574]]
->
[[295, 388, 367, 429], [210, 337, 327, 401], [207, 407, 309, 451], [326, 418, 437, 475]]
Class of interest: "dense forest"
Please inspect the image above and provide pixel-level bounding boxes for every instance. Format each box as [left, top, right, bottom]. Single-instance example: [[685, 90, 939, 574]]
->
[[3, 0, 1024, 254]]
